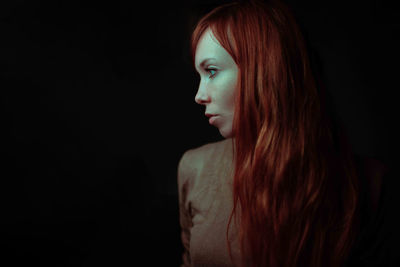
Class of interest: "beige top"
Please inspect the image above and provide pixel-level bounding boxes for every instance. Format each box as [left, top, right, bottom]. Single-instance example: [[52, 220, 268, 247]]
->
[[177, 138, 388, 267], [177, 138, 242, 267]]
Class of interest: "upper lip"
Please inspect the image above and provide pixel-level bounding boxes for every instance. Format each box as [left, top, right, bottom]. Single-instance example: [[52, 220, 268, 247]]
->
[[205, 113, 217, 118]]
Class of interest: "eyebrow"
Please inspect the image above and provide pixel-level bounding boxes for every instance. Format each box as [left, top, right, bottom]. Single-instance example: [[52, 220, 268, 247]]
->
[[196, 58, 216, 71]]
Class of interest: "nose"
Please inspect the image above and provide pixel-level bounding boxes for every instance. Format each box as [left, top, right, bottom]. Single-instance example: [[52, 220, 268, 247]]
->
[[194, 81, 210, 105]]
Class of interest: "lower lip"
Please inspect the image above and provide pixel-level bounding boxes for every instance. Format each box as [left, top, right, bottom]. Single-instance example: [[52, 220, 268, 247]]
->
[[209, 116, 218, 125]]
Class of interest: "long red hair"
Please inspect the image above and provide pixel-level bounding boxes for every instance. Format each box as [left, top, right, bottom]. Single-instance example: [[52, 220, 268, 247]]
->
[[191, 0, 360, 266]]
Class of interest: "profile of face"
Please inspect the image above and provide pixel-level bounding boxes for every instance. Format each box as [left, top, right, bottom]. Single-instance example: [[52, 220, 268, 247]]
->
[[194, 28, 239, 138]]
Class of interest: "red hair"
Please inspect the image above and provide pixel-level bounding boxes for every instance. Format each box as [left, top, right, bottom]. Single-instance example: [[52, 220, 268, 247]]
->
[[191, 0, 360, 266]]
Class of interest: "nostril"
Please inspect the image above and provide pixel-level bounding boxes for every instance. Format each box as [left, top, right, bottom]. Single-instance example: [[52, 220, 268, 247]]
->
[[195, 96, 209, 105], [195, 85, 210, 104], [195, 92, 206, 105]]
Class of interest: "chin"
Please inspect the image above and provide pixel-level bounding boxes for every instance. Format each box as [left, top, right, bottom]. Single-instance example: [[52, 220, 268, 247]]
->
[[218, 127, 233, 139]]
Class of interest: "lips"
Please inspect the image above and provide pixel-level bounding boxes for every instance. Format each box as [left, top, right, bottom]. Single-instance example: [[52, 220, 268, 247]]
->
[[205, 113, 218, 125], [208, 116, 218, 125], [205, 113, 217, 118]]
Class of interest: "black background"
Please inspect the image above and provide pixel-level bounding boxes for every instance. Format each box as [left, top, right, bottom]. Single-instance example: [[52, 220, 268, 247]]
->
[[1, 0, 398, 266]]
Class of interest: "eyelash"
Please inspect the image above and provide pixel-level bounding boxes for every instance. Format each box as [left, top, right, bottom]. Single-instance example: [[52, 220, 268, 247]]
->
[[205, 68, 217, 79]]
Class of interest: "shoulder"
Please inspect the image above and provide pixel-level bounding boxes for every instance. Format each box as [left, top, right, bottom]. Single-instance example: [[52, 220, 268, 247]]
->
[[177, 138, 232, 189], [363, 156, 388, 187], [348, 156, 396, 266], [355, 154, 389, 215], [178, 139, 232, 175]]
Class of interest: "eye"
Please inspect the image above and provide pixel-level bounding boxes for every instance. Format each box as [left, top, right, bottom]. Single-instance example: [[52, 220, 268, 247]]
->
[[205, 68, 217, 79]]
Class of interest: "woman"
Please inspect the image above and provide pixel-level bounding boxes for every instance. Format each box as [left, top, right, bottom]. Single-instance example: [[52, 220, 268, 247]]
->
[[177, 0, 389, 266]]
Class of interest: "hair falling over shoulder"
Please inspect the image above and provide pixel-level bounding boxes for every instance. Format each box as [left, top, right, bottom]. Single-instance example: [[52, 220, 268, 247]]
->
[[191, 0, 360, 266]]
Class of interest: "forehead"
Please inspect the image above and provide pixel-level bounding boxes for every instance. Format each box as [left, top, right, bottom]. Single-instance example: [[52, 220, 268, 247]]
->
[[194, 28, 225, 69]]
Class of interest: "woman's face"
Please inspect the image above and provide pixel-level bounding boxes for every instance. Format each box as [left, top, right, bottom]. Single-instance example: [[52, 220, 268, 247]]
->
[[194, 28, 238, 138]]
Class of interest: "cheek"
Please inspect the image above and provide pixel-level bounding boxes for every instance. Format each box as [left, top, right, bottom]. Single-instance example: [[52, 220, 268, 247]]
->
[[220, 78, 237, 112], [213, 73, 236, 109]]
